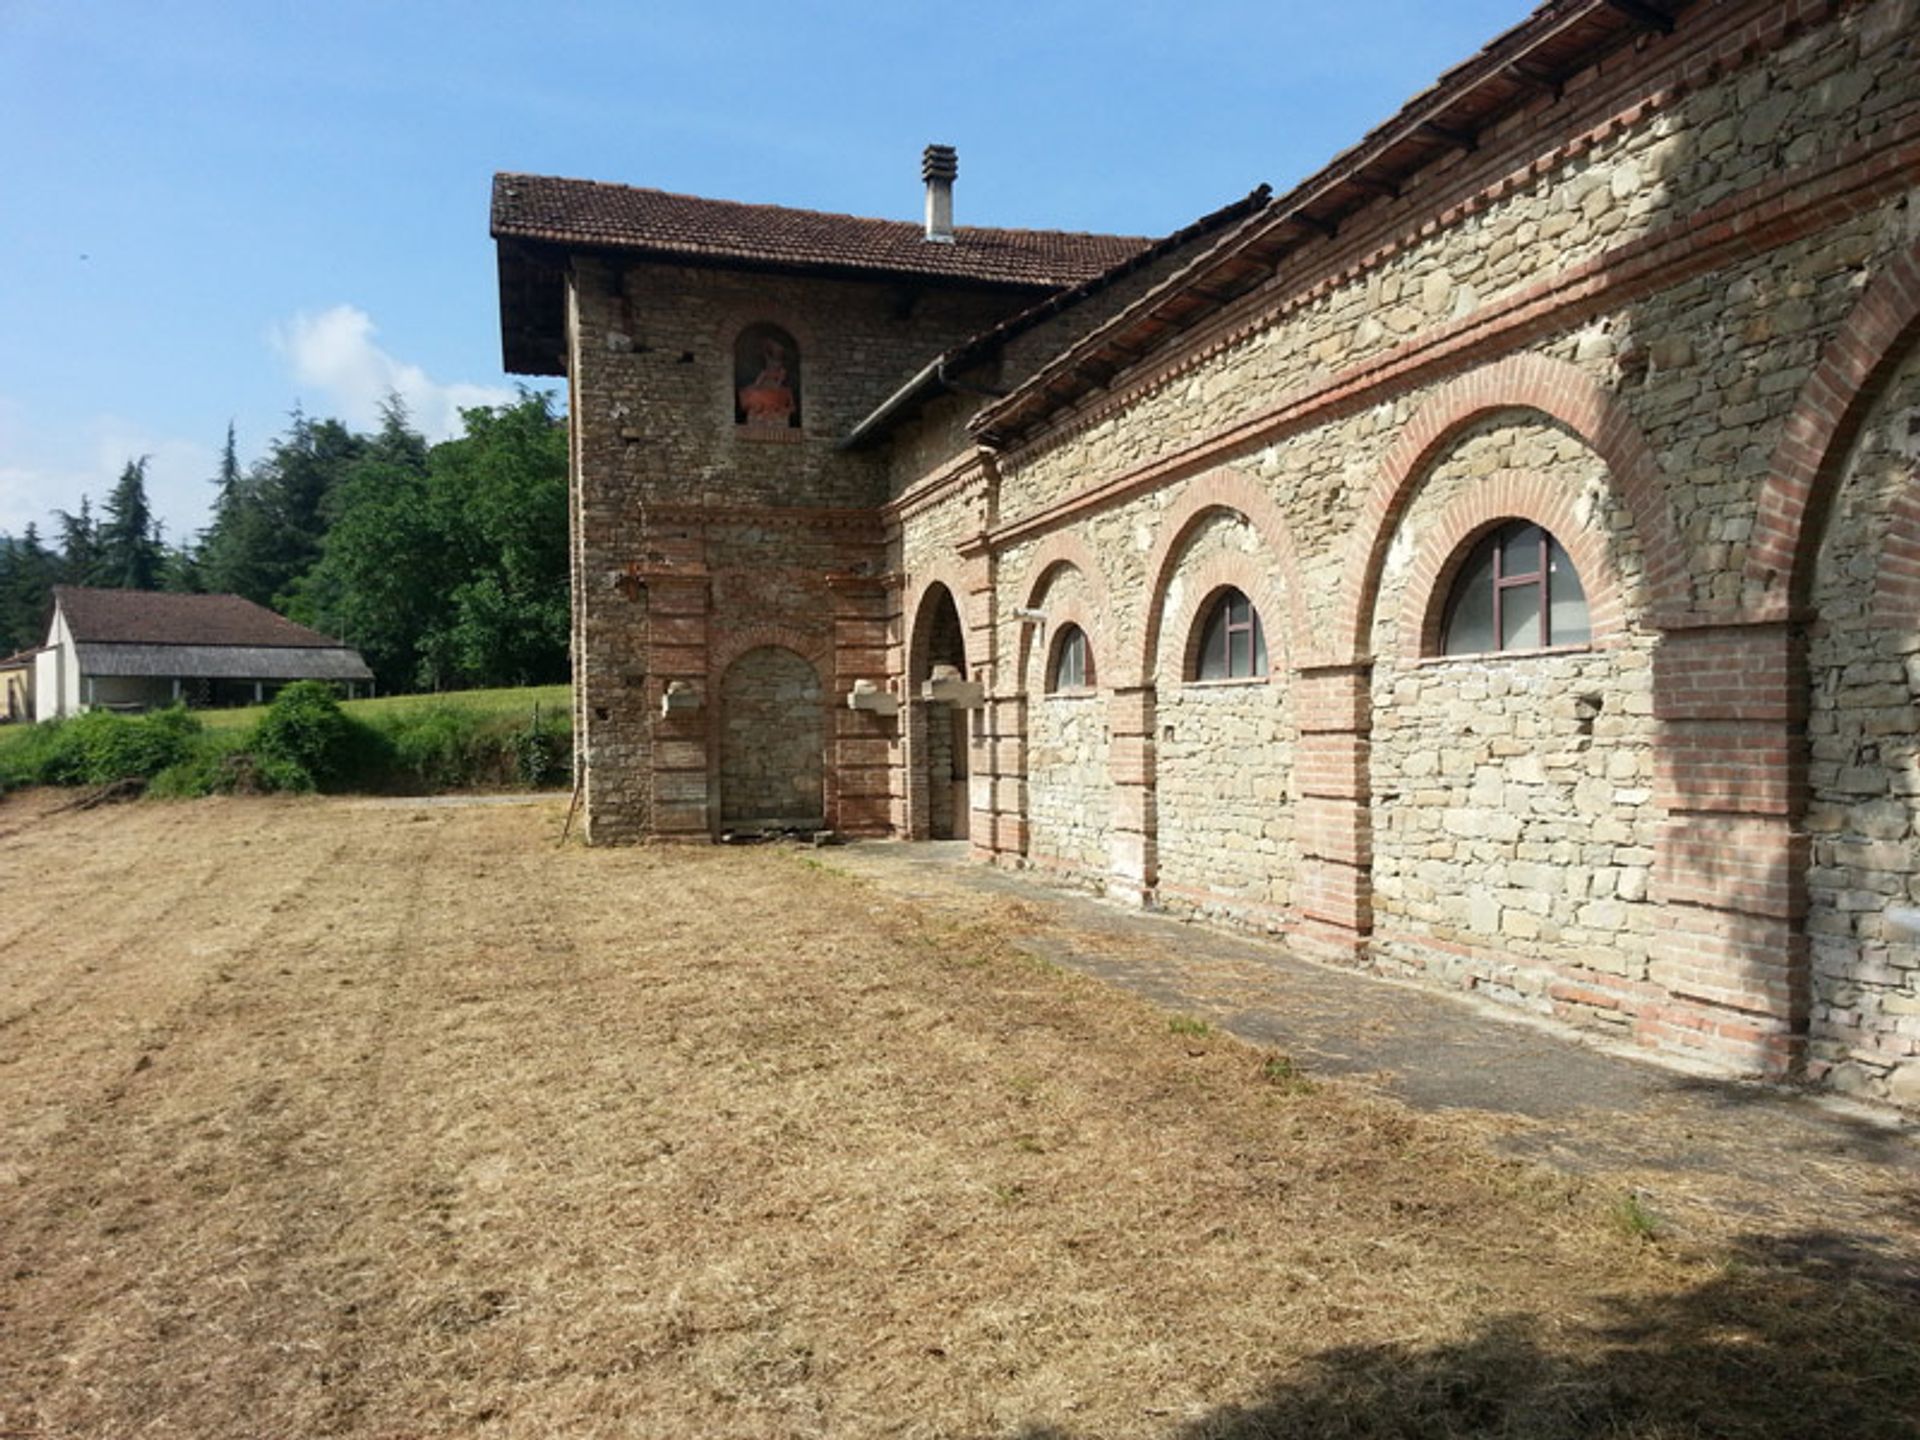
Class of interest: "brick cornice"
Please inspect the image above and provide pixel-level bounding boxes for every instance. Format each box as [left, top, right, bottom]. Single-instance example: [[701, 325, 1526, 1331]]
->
[[882, 448, 994, 526], [642, 501, 884, 537], [982, 119, 1920, 558]]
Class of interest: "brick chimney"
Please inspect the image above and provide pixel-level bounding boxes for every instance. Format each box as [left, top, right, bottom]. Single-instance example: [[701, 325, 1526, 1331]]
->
[[922, 144, 957, 244]]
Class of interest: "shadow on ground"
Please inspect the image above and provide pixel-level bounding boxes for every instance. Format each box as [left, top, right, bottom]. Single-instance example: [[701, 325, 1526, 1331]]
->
[[1013, 1229, 1920, 1439]]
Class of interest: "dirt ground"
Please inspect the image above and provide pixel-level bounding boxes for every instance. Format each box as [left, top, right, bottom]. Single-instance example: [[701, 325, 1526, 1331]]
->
[[2, 792, 1917, 1439]]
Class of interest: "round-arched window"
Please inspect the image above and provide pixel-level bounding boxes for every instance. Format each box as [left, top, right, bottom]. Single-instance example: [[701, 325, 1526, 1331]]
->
[[1048, 624, 1094, 692], [1441, 521, 1590, 656], [1194, 588, 1268, 680]]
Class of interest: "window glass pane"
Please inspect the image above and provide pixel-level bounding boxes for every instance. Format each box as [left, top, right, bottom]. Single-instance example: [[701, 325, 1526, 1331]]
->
[[1443, 536, 1497, 655], [1548, 537, 1591, 645], [1501, 578, 1542, 650], [1053, 627, 1088, 690], [1229, 628, 1250, 677], [1499, 524, 1545, 580], [1198, 601, 1230, 680], [1251, 612, 1268, 677]]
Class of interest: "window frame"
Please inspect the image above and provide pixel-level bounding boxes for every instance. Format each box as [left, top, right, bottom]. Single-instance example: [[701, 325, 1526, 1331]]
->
[[1192, 587, 1269, 683], [1437, 520, 1591, 658], [1047, 623, 1095, 694]]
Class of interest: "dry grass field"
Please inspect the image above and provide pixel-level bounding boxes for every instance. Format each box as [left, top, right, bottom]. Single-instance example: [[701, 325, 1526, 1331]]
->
[[1, 792, 1916, 1439]]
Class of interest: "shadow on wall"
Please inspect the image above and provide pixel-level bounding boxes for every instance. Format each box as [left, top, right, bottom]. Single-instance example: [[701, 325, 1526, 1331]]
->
[[1010, 1227, 1920, 1440]]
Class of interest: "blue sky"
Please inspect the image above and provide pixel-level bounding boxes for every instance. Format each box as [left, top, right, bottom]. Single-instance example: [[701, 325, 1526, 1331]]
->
[[1, 0, 1534, 546]]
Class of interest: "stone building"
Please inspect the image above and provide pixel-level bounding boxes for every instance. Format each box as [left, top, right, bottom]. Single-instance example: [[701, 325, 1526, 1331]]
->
[[494, 0, 1920, 1105]]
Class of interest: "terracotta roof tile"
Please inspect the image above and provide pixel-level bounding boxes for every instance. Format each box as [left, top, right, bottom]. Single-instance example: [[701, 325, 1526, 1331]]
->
[[53, 587, 357, 650], [492, 174, 1149, 288]]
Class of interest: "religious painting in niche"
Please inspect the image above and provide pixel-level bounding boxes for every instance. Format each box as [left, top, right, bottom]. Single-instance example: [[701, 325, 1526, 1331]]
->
[[735, 322, 802, 429]]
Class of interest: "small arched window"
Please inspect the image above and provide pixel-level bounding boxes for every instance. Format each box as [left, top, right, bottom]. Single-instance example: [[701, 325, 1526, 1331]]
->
[[735, 322, 801, 429], [1441, 521, 1591, 656], [1048, 624, 1094, 692], [1194, 588, 1268, 681]]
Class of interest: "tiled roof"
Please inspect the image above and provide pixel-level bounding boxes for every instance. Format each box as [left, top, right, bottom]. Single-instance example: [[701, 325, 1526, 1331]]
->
[[492, 174, 1150, 288], [53, 587, 358, 651]]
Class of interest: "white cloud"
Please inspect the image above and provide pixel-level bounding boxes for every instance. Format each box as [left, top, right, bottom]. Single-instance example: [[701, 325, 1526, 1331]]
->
[[271, 305, 514, 443], [0, 397, 214, 547]]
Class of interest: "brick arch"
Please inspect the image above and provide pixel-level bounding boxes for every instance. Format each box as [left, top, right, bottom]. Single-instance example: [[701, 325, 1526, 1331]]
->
[[1013, 537, 1111, 697], [1032, 598, 1101, 694], [904, 567, 980, 682], [1134, 466, 1311, 686], [1395, 473, 1627, 661], [1161, 559, 1288, 686], [1017, 531, 1112, 614], [711, 625, 830, 683], [1747, 238, 1920, 621], [1337, 352, 1684, 663]]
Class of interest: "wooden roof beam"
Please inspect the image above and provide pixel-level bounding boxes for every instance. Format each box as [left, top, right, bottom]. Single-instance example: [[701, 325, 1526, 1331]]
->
[[1503, 59, 1563, 98], [1288, 212, 1339, 239], [1347, 172, 1402, 201], [1602, 0, 1674, 33], [1419, 120, 1479, 153]]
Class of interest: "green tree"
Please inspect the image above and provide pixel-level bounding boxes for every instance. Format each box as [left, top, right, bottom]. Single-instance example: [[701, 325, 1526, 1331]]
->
[[291, 398, 441, 690], [55, 496, 101, 586], [430, 391, 570, 687], [0, 524, 58, 652], [96, 457, 165, 590], [200, 410, 363, 607]]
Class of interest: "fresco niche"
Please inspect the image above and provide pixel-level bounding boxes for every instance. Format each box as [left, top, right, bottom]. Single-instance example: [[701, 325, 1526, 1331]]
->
[[734, 322, 802, 429]]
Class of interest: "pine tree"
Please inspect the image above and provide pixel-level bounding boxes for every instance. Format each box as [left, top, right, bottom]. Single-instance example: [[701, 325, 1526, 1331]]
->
[[97, 457, 165, 590], [0, 523, 59, 652], [55, 497, 101, 586]]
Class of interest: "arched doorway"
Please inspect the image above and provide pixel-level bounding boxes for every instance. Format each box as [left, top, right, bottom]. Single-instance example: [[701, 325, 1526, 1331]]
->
[[910, 583, 970, 840], [718, 645, 824, 829]]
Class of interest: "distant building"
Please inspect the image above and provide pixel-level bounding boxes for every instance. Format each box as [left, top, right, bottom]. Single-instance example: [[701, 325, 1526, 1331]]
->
[[33, 587, 373, 721], [0, 647, 37, 722], [495, 0, 1920, 1103]]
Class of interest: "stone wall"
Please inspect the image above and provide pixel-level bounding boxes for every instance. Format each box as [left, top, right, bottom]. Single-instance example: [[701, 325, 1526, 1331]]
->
[[1151, 511, 1298, 925], [718, 645, 824, 825], [875, 0, 1919, 1090], [1806, 344, 1920, 1103], [1023, 563, 1110, 880], [1366, 417, 1660, 1026], [557, 0, 1920, 1098]]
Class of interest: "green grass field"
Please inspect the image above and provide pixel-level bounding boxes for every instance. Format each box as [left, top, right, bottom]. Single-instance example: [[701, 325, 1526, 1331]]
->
[[194, 683, 572, 732], [0, 685, 572, 759]]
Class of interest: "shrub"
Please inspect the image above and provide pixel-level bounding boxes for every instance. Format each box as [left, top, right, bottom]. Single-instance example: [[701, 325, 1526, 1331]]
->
[[147, 729, 254, 798], [3, 706, 204, 788], [510, 707, 570, 788], [248, 681, 383, 792], [382, 703, 486, 790]]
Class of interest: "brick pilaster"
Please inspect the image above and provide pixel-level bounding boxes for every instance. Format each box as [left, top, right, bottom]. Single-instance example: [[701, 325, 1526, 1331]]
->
[[1107, 685, 1157, 906], [646, 574, 713, 839], [1293, 663, 1374, 962], [979, 694, 1028, 861], [1648, 621, 1808, 1074]]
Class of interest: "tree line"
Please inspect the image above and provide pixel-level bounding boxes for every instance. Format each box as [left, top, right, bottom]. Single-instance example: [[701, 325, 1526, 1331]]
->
[[0, 392, 569, 695]]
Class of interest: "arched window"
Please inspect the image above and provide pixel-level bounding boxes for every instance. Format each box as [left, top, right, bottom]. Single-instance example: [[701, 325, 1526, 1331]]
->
[[1194, 588, 1268, 681], [1441, 521, 1591, 656], [1048, 624, 1094, 692], [734, 322, 801, 429]]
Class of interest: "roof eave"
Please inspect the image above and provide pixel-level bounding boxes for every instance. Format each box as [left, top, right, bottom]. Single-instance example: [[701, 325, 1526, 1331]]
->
[[969, 0, 1694, 449]]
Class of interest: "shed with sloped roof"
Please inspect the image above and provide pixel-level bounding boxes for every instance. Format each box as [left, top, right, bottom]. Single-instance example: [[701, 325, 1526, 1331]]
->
[[33, 587, 373, 721]]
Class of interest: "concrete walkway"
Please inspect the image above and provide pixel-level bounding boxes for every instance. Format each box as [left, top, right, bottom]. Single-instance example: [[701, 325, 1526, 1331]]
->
[[823, 840, 1920, 1279]]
